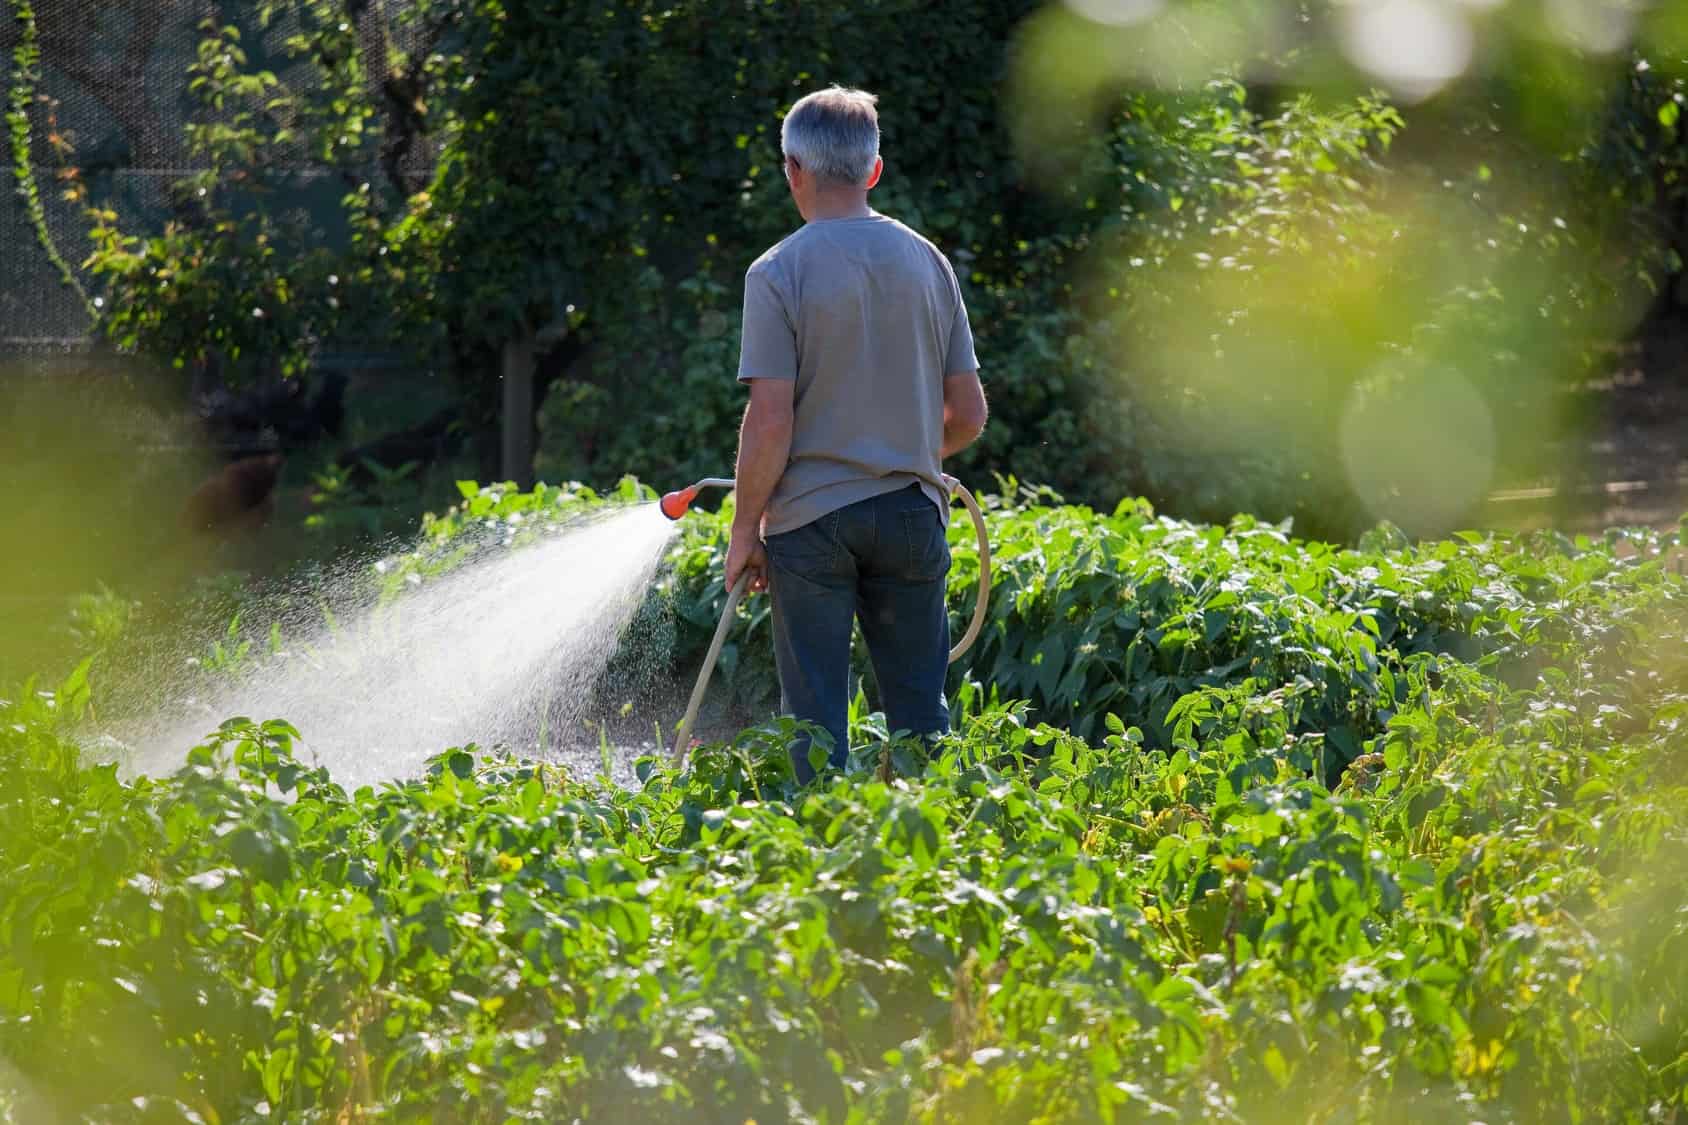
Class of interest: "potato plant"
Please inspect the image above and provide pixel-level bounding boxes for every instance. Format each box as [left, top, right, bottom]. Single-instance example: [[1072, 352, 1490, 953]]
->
[[1, 487, 1685, 1122]]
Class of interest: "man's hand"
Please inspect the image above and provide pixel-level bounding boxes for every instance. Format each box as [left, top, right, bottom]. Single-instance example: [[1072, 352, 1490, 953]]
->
[[725, 525, 769, 593]]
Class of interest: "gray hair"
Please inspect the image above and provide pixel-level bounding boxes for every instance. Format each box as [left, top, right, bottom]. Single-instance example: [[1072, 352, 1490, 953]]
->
[[781, 87, 880, 187]]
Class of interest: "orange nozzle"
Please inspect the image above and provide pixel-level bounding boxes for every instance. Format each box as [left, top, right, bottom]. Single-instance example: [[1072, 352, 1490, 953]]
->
[[660, 486, 697, 520]]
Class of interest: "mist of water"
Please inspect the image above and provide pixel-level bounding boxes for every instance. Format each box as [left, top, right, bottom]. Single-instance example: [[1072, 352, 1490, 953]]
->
[[121, 504, 679, 789]]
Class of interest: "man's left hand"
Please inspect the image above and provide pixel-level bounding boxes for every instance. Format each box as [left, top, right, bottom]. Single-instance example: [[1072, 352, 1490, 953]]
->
[[725, 527, 769, 594]]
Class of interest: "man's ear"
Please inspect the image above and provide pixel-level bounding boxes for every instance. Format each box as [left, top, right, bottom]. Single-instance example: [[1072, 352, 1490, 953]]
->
[[865, 155, 884, 190]]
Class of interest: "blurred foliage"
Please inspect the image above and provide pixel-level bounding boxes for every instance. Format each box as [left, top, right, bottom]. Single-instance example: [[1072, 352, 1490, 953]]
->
[[3, 484, 1685, 1121], [0, 366, 221, 686], [30, 0, 1688, 537]]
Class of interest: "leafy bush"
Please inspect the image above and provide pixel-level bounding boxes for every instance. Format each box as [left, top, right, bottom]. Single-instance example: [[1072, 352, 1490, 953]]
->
[[51, 0, 1683, 537], [661, 483, 1687, 780], [77, 7, 392, 381], [5, 487, 1683, 1121]]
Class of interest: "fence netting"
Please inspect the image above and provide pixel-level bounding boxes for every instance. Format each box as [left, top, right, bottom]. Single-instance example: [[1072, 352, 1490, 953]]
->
[[2, 0, 434, 356]]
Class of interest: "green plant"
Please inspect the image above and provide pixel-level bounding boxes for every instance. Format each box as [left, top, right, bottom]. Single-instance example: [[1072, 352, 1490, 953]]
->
[[5, 0, 92, 318], [2, 489, 1685, 1119], [658, 483, 1688, 787], [62, 584, 137, 662], [304, 457, 424, 542], [78, 3, 400, 382]]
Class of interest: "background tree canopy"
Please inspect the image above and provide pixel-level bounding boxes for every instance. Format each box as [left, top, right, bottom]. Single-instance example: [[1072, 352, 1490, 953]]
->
[[15, 0, 1688, 540]]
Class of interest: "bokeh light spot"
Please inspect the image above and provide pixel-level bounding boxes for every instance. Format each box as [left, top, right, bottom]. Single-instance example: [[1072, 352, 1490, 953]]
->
[[1340, 366, 1497, 536], [1340, 0, 1475, 102], [1547, 0, 1639, 56], [1063, 0, 1165, 28]]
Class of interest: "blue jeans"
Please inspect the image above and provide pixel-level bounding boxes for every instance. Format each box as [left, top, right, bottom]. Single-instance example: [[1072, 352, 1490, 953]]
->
[[764, 484, 951, 782]]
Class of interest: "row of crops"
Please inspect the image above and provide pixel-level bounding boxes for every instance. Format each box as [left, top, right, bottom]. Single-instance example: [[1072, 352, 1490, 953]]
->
[[2, 485, 1686, 1121]]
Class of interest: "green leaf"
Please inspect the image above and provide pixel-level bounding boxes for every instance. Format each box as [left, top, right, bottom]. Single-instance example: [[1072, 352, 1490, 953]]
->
[[56, 657, 93, 722]]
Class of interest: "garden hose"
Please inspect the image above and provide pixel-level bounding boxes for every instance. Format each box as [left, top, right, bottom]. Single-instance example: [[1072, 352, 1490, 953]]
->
[[664, 478, 992, 767]]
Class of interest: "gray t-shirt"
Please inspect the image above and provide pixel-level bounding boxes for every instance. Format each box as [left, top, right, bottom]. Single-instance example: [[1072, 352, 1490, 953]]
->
[[737, 212, 978, 537]]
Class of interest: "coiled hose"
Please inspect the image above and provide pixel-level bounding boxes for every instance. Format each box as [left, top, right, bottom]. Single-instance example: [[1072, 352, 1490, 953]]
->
[[670, 482, 991, 766]]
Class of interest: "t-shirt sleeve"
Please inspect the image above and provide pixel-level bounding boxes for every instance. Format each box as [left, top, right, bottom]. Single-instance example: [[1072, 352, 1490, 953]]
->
[[737, 264, 798, 383], [944, 261, 979, 376]]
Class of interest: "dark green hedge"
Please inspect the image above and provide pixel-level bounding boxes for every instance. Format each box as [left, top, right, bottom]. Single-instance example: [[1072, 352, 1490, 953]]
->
[[65, 0, 1688, 539]]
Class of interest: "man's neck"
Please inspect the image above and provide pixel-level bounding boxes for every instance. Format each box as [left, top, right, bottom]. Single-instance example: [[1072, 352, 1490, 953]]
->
[[805, 191, 873, 222]]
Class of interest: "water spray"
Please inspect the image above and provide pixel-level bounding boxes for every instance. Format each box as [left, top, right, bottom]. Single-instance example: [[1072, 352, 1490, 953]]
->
[[661, 476, 992, 766]]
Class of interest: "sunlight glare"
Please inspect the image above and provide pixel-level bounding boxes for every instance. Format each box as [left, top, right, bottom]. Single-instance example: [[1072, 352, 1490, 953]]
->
[[1547, 0, 1639, 56], [1340, 0, 1475, 101], [1340, 366, 1497, 535], [1064, 0, 1165, 27]]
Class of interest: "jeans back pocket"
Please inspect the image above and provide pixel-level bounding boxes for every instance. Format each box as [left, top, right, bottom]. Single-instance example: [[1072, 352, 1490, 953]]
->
[[900, 504, 950, 582], [767, 509, 843, 577]]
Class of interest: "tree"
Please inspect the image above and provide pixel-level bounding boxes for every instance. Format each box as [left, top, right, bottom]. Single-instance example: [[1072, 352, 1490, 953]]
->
[[47, 0, 1688, 534]]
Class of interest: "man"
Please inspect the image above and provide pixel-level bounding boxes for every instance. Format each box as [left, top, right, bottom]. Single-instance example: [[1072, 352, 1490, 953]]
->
[[723, 86, 989, 781]]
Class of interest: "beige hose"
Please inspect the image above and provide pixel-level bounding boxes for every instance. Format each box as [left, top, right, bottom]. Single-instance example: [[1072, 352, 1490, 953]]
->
[[671, 572, 750, 767], [670, 482, 992, 768], [947, 482, 991, 665]]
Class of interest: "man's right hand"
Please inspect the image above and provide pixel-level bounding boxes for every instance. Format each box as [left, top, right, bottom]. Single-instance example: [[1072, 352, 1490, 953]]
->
[[725, 526, 769, 594]]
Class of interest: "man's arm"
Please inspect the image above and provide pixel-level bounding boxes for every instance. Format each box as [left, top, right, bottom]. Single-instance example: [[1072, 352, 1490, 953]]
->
[[942, 371, 988, 459], [725, 377, 795, 592]]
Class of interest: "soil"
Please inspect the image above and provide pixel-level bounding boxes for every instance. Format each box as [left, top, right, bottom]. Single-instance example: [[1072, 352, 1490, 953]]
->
[[1481, 319, 1688, 534]]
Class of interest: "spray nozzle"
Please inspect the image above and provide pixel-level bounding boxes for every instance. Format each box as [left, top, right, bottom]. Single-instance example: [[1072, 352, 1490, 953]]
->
[[659, 477, 736, 520], [659, 487, 698, 520]]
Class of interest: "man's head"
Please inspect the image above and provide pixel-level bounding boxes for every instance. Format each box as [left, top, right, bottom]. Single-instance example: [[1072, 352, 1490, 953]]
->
[[781, 86, 884, 219]]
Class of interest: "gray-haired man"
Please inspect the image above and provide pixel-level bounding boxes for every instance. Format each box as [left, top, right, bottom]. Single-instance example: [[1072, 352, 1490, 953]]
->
[[724, 86, 989, 781]]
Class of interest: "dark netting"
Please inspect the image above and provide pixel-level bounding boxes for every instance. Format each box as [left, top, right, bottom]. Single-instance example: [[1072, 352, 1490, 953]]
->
[[2, 0, 437, 355]]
